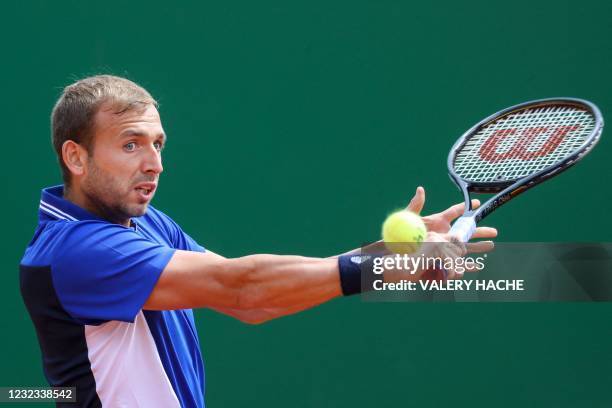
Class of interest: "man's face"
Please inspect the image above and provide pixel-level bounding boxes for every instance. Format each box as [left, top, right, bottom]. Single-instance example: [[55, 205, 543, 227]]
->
[[80, 103, 165, 224]]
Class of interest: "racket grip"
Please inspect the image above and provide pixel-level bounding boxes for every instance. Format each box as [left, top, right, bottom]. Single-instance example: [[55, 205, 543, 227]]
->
[[448, 216, 476, 242]]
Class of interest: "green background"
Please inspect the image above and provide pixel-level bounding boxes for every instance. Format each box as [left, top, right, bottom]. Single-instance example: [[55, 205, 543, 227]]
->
[[2, 1, 611, 406]]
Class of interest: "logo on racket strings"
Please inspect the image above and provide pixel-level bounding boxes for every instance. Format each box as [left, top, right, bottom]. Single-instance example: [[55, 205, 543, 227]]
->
[[479, 125, 580, 163]]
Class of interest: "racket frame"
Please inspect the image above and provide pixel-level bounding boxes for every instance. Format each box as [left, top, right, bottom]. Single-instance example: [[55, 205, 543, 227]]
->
[[447, 97, 603, 238]]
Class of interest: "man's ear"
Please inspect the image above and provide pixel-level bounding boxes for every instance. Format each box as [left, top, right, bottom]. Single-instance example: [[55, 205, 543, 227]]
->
[[62, 140, 88, 177]]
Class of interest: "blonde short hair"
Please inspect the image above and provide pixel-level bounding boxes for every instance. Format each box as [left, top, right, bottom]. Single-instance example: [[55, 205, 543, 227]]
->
[[51, 75, 158, 185]]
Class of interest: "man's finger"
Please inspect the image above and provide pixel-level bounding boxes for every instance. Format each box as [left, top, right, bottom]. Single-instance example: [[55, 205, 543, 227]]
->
[[463, 263, 484, 273], [465, 240, 495, 253], [407, 186, 425, 214], [442, 199, 481, 221], [471, 227, 498, 239]]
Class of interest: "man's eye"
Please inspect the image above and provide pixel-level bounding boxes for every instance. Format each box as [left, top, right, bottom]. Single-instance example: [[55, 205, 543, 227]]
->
[[124, 142, 136, 152], [154, 142, 163, 152]]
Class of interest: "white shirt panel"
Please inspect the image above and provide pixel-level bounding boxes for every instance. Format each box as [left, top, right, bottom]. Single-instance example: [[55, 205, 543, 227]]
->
[[84, 311, 180, 408]]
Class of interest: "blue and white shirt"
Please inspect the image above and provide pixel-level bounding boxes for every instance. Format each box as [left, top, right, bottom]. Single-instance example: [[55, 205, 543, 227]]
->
[[20, 186, 206, 407]]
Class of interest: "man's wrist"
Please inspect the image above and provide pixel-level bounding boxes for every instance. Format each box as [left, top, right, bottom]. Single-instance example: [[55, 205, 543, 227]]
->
[[337, 254, 378, 296]]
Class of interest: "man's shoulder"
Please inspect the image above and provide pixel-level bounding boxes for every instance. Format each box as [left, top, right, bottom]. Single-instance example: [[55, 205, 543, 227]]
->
[[56, 219, 131, 241], [143, 205, 179, 225], [141, 206, 203, 252], [140, 205, 183, 234], [141, 205, 166, 221], [22, 219, 139, 266]]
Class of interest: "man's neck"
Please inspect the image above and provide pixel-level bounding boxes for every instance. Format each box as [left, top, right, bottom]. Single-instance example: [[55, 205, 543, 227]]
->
[[63, 185, 131, 227]]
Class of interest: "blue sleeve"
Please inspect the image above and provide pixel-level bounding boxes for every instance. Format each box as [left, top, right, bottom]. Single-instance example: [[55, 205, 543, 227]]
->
[[150, 208, 205, 252], [51, 222, 176, 324], [174, 229, 205, 253]]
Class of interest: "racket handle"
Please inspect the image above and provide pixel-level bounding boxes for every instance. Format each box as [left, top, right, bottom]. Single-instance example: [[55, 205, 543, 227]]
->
[[448, 216, 476, 242]]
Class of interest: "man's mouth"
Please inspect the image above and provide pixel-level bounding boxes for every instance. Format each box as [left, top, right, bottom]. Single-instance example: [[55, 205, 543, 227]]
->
[[134, 182, 157, 199]]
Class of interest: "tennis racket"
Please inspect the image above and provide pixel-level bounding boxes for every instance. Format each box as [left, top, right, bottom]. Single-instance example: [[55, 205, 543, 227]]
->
[[447, 97, 603, 242]]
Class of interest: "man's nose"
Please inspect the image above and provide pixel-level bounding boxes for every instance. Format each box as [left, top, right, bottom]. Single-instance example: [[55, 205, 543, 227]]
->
[[143, 145, 163, 175]]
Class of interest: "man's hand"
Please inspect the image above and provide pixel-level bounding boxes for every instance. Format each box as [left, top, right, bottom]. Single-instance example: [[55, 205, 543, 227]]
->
[[334, 186, 497, 260], [406, 186, 497, 240], [402, 186, 498, 279]]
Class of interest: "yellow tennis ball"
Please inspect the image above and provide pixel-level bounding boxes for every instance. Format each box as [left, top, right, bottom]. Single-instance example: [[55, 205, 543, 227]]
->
[[382, 210, 427, 254]]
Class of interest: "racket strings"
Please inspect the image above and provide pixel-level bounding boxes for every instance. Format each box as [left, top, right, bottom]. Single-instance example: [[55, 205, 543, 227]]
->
[[453, 105, 595, 183]]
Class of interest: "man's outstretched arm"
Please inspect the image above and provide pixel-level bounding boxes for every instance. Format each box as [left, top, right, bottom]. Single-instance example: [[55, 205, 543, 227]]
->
[[143, 250, 343, 324]]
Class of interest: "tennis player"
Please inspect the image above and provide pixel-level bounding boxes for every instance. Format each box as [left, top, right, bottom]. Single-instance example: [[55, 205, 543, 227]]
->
[[19, 75, 497, 407]]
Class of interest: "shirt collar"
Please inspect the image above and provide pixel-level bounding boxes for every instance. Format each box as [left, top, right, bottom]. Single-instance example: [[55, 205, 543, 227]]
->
[[39, 185, 107, 222]]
